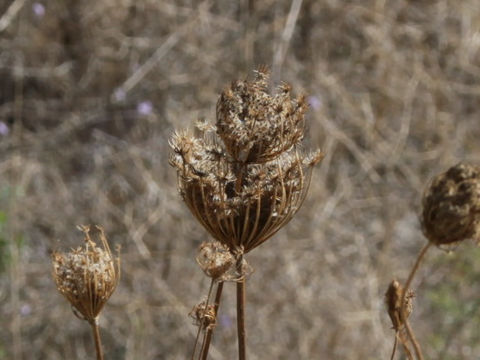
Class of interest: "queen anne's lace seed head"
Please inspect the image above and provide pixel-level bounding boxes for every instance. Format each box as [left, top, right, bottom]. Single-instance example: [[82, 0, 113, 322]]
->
[[52, 225, 120, 323], [421, 163, 480, 246], [170, 68, 323, 253]]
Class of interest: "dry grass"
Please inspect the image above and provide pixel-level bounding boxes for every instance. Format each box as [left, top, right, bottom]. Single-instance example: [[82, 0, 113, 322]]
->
[[1, 0, 480, 359]]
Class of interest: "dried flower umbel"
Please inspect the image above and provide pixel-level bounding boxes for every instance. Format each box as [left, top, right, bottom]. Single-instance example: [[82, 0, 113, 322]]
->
[[422, 163, 480, 246], [170, 68, 322, 360], [52, 225, 120, 360], [170, 69, 322, 255]]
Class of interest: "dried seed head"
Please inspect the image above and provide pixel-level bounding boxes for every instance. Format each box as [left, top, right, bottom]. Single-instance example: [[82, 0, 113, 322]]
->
[[52, 225, 120, 323], [170, 69, 322, 253], [385, 280, 414, 332], [189, 301, 216, 330], [421, 163, 480, 246], [196, 241, 235, 280], [216, 68, 307, 164]]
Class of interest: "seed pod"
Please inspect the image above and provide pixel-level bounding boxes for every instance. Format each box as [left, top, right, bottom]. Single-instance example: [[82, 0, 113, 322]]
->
[[421, 163, 480, 246]]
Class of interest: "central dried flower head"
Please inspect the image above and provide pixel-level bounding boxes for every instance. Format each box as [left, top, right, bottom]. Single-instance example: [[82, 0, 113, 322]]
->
[[421, 163, 480, 246], [52, 225, 120, 323], [170, 69, 322, 253]]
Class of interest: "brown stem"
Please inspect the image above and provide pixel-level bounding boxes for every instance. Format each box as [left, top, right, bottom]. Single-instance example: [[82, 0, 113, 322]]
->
[[401, 242, 431, 360], [236, 254, 247, 360], [90, 318, 104, 360], [390, 332, 398, 360], [237, 279, 246, 360], [200, 281, 224, 360]]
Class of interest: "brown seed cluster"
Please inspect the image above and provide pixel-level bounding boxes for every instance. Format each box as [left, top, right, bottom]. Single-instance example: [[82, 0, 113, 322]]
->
[[52, 225, 120, 323], [189, 301, 217, 330], [196, 241, 235, 280], [421, 163, 480, 246], [216, 67, 307, 164], [170, 69, 323, 253], [385, 280, 414, 332]]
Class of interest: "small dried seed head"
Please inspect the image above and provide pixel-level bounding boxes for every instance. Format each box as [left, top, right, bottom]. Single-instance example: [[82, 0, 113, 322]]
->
[[52, 225, 120, 323], [196, 241, 235, 280], [189, 301, 216, 330], [421, 163, 480, 246], [385, 280, 414, 332]]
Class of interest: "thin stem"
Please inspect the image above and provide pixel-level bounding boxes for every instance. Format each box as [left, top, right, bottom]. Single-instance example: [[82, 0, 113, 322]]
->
[[401, 242, 431, 360], [200, 281, 224, 360], [390, 332, 398, 360], [236, 257, 246, 360], [192, 280, 215, 360], [90, 318, 104, 360]]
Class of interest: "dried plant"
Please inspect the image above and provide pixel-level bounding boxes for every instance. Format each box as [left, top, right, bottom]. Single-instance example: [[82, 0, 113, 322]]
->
[[385, 280, 415, 360], [389, 163, 480, 360], [170, 68, 322, 359], [52, 225, 120, 360], [421, 163, 480, 247]]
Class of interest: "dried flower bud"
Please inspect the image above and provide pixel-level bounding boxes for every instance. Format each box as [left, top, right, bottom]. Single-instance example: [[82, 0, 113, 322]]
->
[[421, 163, 480, 246], [196, 241, 235, 280], [385, 280, 414, 332], [216, 68, 307, 164], [189, 301, 216, 330], [52, 225, 120, 323]]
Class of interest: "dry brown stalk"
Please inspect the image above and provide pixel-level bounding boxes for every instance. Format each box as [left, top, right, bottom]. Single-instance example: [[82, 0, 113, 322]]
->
[[170, 68, 322, 359], [52, 225, 120, 360]]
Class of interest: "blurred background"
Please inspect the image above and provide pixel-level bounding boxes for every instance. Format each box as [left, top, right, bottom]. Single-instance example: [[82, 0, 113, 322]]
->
[[1, 0, 480, 359]]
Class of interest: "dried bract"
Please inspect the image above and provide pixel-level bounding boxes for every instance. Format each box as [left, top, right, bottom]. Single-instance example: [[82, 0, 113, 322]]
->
[[170, 69, 323, 253], [52, 225, 120, 323], [421, 163, 480, 246], [385, 280, 414, 332]]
